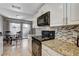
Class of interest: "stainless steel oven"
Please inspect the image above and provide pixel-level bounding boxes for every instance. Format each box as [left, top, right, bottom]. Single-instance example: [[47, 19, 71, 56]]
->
[[42, 31, 55, 39]]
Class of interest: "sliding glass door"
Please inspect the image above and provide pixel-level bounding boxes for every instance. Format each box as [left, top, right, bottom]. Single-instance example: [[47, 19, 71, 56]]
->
[[10, 22, 31, 39]]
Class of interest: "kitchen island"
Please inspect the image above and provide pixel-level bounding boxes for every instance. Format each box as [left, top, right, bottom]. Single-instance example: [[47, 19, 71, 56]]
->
[[42, 39, 79, 56]]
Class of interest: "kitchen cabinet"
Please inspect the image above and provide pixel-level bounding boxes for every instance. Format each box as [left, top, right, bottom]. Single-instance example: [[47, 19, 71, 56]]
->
[[33, 3, 79, 28], [42, 44, 62, 56], [67, 3, 79, 25], [32, 37, 41, 56], [32, 3, 67, 28], [50, 3, 67, 26]]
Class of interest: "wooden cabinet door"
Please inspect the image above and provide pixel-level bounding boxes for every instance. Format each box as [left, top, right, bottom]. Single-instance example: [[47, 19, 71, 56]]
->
[[32, 39, 41, 56], [67, 3, 79, 25]]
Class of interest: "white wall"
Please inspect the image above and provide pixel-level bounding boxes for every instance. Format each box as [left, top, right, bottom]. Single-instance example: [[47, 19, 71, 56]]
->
[[3, 19, 10, 33], [0, 16, 3, 32], [0, 15, 3, 56]]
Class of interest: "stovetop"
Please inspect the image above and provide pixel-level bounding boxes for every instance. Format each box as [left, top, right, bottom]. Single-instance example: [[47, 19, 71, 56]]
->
[[32, 36, 54, 42]]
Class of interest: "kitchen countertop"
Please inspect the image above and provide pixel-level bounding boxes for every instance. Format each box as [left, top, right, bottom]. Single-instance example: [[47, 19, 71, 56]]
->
[[32, 36, 53, 42], [42, 39, 79, 56]]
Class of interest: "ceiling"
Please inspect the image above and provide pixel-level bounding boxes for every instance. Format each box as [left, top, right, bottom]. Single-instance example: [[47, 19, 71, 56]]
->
[[0, 3, 44, 21]]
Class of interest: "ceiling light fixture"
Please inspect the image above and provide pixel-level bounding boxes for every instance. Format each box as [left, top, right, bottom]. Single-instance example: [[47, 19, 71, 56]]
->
[[12, 5, 21, 10], [16, 15, 23, 19]]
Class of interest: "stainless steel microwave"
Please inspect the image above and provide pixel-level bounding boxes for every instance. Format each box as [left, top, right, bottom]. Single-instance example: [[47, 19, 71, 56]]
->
[[37, 11, 50, 26]]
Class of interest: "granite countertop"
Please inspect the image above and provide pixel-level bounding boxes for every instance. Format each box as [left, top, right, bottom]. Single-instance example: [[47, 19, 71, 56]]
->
[[42, 39, 79, 56]]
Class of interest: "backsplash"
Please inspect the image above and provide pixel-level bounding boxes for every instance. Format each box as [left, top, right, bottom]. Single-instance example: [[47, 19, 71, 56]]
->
[[35, 25, 79, 43]]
